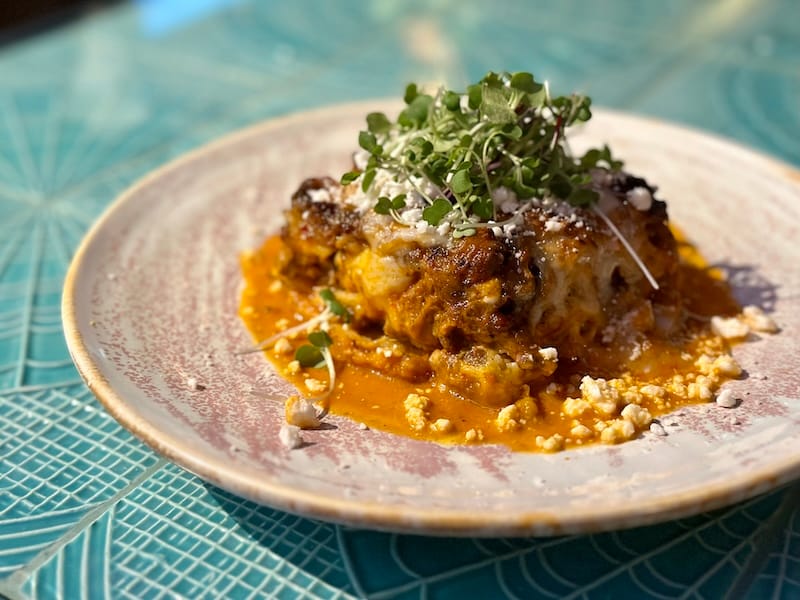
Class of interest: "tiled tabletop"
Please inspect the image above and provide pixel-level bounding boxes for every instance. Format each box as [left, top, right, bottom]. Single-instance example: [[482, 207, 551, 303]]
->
[[1, 1, 799, 598]]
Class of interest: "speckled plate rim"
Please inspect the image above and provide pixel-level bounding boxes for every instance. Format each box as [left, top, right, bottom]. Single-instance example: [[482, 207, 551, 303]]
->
[[62, 101, 800, 537]]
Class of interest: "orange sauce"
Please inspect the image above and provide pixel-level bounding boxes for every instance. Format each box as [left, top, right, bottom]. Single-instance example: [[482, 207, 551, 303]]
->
[[239, 231, 739, 451]]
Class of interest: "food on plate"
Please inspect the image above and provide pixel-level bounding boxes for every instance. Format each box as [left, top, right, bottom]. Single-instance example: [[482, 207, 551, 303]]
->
[[239, 72, 778, 451]]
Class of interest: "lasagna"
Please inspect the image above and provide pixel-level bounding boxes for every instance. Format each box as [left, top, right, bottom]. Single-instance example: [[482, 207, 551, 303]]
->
[[239, 72, 777, 451]]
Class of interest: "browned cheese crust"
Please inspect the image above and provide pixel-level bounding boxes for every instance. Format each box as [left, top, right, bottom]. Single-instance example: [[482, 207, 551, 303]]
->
[[278, 172, 682, 407]]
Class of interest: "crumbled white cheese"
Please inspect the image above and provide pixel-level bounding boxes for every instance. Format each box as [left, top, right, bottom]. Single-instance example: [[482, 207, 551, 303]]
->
[[742, 305, 779, 333], [580, 376, 621, 416], [285, 396, 321, 428], [600, 419, 636, 444], [535, 433, 564, 452], [404, 393, 430, 431], [562, 397, 591, 418], [465, 428, 484, 443], [570, 424, 593, 439], [491, 186, 519, 213], [687, 381, 713, 401], [307, 188, 332, 203], [496, 405, 521, 432], [279, 424, 303, 449], [544, 218, 565, 233], [627, 187, 653, 211], [649, 421, 668, 436], [430, 418, 453, 433], [710, 315, 749, 339], [639, 385, 666, 399], [538, 347, 558, 362], [285, 360, 301, 375], [715, 389, 738, 408], [713, 355, 742, 377], [273, 337, 293, 355], [400, 207, 423, 223], [304, 378, 327, 395], [353, 149, 370, 170], [621, 403, 653, 428]]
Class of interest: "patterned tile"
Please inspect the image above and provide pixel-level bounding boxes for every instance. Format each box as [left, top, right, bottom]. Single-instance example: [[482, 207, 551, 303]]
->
[[19, 464, 355, 600], [340, 487, 799, 599], [0, 383, 159, 581], [0, 0, 798, 598], [631, 59, 800, 166], [747, 501, 800, 599]]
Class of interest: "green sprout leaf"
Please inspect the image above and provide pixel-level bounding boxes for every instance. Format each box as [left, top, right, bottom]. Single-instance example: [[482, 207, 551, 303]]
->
[[568, 188, 598, 207], [450, 167, 473, 195], [480, 85, 516, 124], [510, 71, 543, 94], [340, 171, 360, 185], [422, 198, 452, 226], [374, 196, 392, 215], [404, 83, 418, 104], [398, 94, 433, 128], [361, 168, 377, 192], [366, 112, 391, 134], [467, 84, 482, 110], [358, 131, 380, 154], [339, 71, 623, 238], [319, 289, 350, 322], [471, 197, 494, 220], [295, 345, 324, 368], [443, 90, 461, 111], [308, 330, 333, 348]]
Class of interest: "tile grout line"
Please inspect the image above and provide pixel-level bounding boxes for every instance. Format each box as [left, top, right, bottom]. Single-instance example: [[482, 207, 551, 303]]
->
[[725, 482, 800, 599], [0, 458, 167, 597], [0, 379, 85, 396]]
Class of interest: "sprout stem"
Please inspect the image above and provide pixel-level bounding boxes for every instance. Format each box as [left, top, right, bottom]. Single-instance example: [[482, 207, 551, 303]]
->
[[592, 205, 659, 291]]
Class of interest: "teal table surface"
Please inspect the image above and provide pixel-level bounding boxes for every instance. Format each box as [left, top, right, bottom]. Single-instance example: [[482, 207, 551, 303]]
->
[[1, 1, 799, 598]]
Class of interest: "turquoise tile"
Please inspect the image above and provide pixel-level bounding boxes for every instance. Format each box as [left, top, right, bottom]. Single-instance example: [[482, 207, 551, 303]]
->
[[746, 500, 800, 599], [700, 0, 800, 65], [0, 384, 159, 583], [0, 1, 798, 598], [20, 463, 355, 599], [631, 59, 800, 166], [339, 488, 796, 599]]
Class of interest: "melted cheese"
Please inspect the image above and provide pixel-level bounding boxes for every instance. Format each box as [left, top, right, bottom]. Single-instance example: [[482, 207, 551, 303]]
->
[[239, 231, 744, 452]]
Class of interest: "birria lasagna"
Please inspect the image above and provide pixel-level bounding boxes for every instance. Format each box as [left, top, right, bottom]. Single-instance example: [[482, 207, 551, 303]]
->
[[239, 72, 777, 451]]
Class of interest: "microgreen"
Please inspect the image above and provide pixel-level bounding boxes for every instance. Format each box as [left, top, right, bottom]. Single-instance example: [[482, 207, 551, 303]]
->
[[295, 344, 324, 368], [295, 330, 333, 367], [422, 198, 452, 226], [319, 289, 351, 322], [344, 71, 625, 235]]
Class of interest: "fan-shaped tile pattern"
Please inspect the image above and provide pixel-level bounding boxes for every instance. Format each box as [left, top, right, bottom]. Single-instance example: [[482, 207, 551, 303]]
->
[[20, 464, 355, 600], [0, 0, 798, 598], [339, 489, 797, 599]]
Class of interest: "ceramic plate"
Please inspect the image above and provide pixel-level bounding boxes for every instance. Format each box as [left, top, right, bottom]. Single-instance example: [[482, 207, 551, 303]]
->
[[63, 102, 800, 537]]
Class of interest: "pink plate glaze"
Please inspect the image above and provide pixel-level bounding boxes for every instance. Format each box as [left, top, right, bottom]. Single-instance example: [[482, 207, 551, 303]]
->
[[63, 102, 800, 537]]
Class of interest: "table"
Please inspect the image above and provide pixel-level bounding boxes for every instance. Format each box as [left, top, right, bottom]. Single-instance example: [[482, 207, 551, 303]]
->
[[1, 1, 798, 598]]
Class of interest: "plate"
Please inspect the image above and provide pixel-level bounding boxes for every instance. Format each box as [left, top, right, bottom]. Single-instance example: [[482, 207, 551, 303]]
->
[[63, 101, 800, 537]]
